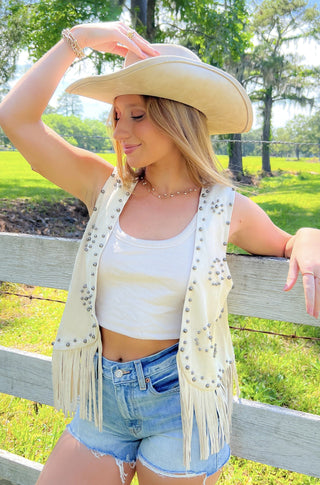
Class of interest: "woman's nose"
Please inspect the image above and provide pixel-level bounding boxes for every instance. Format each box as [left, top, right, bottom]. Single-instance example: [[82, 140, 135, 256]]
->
[[113, 118, 130, 140]]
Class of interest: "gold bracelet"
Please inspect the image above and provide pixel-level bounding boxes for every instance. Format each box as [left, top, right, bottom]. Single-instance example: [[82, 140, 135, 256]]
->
[[62, 28, 85, 59]]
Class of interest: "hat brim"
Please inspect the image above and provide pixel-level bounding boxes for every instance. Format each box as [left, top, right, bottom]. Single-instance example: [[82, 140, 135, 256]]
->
[[66, 56, 253, 135]]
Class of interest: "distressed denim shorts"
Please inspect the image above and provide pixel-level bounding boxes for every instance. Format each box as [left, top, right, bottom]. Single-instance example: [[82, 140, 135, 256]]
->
[[67, 343, 230, 481]]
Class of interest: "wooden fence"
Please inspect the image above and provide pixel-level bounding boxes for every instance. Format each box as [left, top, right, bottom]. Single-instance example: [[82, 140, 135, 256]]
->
[[0, 232, 319, 484]]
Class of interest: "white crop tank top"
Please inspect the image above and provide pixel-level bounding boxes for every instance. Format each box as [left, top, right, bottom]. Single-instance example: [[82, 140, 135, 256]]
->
[[95, 214, 197, 339]]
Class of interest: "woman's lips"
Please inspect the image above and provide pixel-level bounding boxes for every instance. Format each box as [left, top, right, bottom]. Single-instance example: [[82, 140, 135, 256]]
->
[[123, 144, 141, 155]]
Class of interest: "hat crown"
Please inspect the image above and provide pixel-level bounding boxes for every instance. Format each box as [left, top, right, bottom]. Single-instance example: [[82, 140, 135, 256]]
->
[[124, 44, 201, 68], [66, 43, 253, 135]]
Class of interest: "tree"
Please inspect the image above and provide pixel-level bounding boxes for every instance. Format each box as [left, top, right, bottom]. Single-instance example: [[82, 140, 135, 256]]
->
[[42, 114, 113, 152], [156, 0, 253, 178], [56, 93, 84, 117], [274, 115, 311, 159], [249, 0, 320, 173], [18, 0, 124, 73], [305, 112, 320, 159], [294, 111, 320, 159], [0, 0, 27, 84]]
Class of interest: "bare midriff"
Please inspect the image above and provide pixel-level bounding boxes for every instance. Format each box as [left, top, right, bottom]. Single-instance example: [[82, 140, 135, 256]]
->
[[100, 327, 179, 362]]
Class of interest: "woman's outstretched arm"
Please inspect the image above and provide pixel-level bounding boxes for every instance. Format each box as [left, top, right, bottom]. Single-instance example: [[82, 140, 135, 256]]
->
[[230, 192, 320, 319], [0, 22, 158, 212]]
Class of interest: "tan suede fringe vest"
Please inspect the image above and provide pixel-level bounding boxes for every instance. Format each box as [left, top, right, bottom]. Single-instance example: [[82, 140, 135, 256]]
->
[[52, 168, 238, 469]]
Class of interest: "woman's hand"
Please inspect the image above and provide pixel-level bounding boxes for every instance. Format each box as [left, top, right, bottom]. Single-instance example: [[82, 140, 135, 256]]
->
[[71, 22, 159, 60], [284, 228, 320, 318]]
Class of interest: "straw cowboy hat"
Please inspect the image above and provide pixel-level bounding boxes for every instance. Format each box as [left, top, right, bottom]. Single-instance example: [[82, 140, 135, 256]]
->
[[66, 43, 253, 135]]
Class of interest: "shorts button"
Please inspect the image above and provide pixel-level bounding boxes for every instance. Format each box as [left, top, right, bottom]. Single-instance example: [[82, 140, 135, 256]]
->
[[115, 369, 123, 378]]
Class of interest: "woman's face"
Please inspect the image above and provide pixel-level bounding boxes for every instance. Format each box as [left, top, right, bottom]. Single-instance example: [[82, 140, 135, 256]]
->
[[113, 94, 182, 169]]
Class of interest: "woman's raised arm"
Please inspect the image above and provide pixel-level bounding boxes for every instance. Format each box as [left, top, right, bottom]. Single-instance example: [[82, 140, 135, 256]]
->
[[0, 22, 158, 212]]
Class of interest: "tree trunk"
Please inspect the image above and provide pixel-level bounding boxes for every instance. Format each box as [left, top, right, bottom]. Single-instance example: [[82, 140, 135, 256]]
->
[[228, 133, 243, 179], [295, 144, 300, 160], [131, 0, 147, 28], [146, 0, 157, 41], [261, 89, 272, 174]]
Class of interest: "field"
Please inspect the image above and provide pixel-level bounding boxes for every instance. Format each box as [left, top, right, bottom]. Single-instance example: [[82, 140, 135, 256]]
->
[[1, 151, 320, 484]]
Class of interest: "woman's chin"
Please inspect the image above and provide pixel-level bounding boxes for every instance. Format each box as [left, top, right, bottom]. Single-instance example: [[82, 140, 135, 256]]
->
[[126, 158, 145, 170]]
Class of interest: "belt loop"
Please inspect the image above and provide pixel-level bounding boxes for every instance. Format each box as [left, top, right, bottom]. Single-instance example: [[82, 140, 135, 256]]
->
[[134, 361, 147, 391]]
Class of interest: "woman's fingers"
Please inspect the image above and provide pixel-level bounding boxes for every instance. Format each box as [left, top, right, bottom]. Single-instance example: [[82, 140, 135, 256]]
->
[[283, 257, 299, 291], [117, 23, 160, 58], [302, 272, 316, 317], [284, 259, 320, 319], [314, 276, 320, 318], [283, 228, 320, 318], [73, 22, 159, 60], [110, 44, 129, 57]]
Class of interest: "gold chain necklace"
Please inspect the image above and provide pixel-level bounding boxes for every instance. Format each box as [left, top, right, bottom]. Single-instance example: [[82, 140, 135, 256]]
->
[[140, 176, 199, 199]]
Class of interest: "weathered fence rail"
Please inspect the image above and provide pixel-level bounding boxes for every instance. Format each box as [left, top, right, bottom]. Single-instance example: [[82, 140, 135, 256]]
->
[[0, 232, 319, 484]]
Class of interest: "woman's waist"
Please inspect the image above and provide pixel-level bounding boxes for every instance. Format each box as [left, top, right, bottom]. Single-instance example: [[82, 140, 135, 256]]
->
[[100, 327, 179, 362]]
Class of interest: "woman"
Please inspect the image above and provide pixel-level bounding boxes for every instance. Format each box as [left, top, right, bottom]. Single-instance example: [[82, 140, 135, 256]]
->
[[0, 21, 319, 485]]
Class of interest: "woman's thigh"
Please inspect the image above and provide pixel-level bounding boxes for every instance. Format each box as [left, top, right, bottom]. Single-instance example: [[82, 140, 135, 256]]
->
[[136, 460, 223, 485], [36, 430, 136, 485]]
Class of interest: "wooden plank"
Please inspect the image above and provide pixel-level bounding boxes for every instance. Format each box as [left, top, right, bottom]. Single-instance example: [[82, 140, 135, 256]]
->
[[227, 253, 318, 326], [231, 399, 320, 478], [0, 450, 42, 485], [1, 347, 320, 477], [0, 233, 318, 326], [0, 346, 53, 406], [0, 232, 79, 290]]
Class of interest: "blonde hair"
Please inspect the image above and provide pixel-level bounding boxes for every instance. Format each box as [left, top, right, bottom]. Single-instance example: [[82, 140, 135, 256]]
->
[[109, 96, 232, 188]]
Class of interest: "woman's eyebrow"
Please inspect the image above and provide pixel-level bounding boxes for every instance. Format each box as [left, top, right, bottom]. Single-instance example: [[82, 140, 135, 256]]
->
[[114, 103, 145, 110]]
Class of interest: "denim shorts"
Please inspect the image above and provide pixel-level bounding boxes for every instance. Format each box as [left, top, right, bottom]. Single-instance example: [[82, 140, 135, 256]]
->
[[67, 343, 230, 482]]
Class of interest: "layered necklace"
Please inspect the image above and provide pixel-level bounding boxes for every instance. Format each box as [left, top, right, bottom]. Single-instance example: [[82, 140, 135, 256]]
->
[[140, 176, 199, 199]]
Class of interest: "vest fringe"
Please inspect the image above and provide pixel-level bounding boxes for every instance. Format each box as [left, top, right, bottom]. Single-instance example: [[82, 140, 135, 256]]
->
[[177, 359, 234, 469], [52, 336, 103, 431]]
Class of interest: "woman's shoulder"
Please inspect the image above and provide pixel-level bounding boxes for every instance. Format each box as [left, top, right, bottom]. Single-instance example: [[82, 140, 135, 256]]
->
[[205, 182, 235, 200]]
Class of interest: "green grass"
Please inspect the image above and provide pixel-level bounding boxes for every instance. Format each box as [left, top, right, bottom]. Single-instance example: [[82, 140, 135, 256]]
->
[[1, 152, 320, 483], [0, 152, 68, 203], [0, 151, 117, 204]]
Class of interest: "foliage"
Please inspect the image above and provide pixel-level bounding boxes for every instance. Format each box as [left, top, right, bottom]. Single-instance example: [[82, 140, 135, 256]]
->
[[161, 0, 251, 68], [274, 112, 320, 159], [14, 0, 252, 72], [55, 92, 84, 117], [1, 113, 113, 153], [42, 113, 113, 152], [0, 0, 28, 83], [0, 125, 10, 148], [16, 0, 123, 73]]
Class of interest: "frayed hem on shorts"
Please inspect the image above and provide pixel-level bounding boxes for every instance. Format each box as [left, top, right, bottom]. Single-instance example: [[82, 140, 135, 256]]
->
[[138, 454, 211, 484], [90, 452, 135, 484], [66, 427, 136, 484]]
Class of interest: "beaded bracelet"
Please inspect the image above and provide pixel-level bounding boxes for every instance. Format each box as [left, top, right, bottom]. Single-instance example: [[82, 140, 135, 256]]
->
[[62, 28, 85, 59]]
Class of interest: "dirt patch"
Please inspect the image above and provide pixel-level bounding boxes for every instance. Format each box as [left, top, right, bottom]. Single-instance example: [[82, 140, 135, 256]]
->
[[0, 173, 262, 238], [0, 198, 89, 238]]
